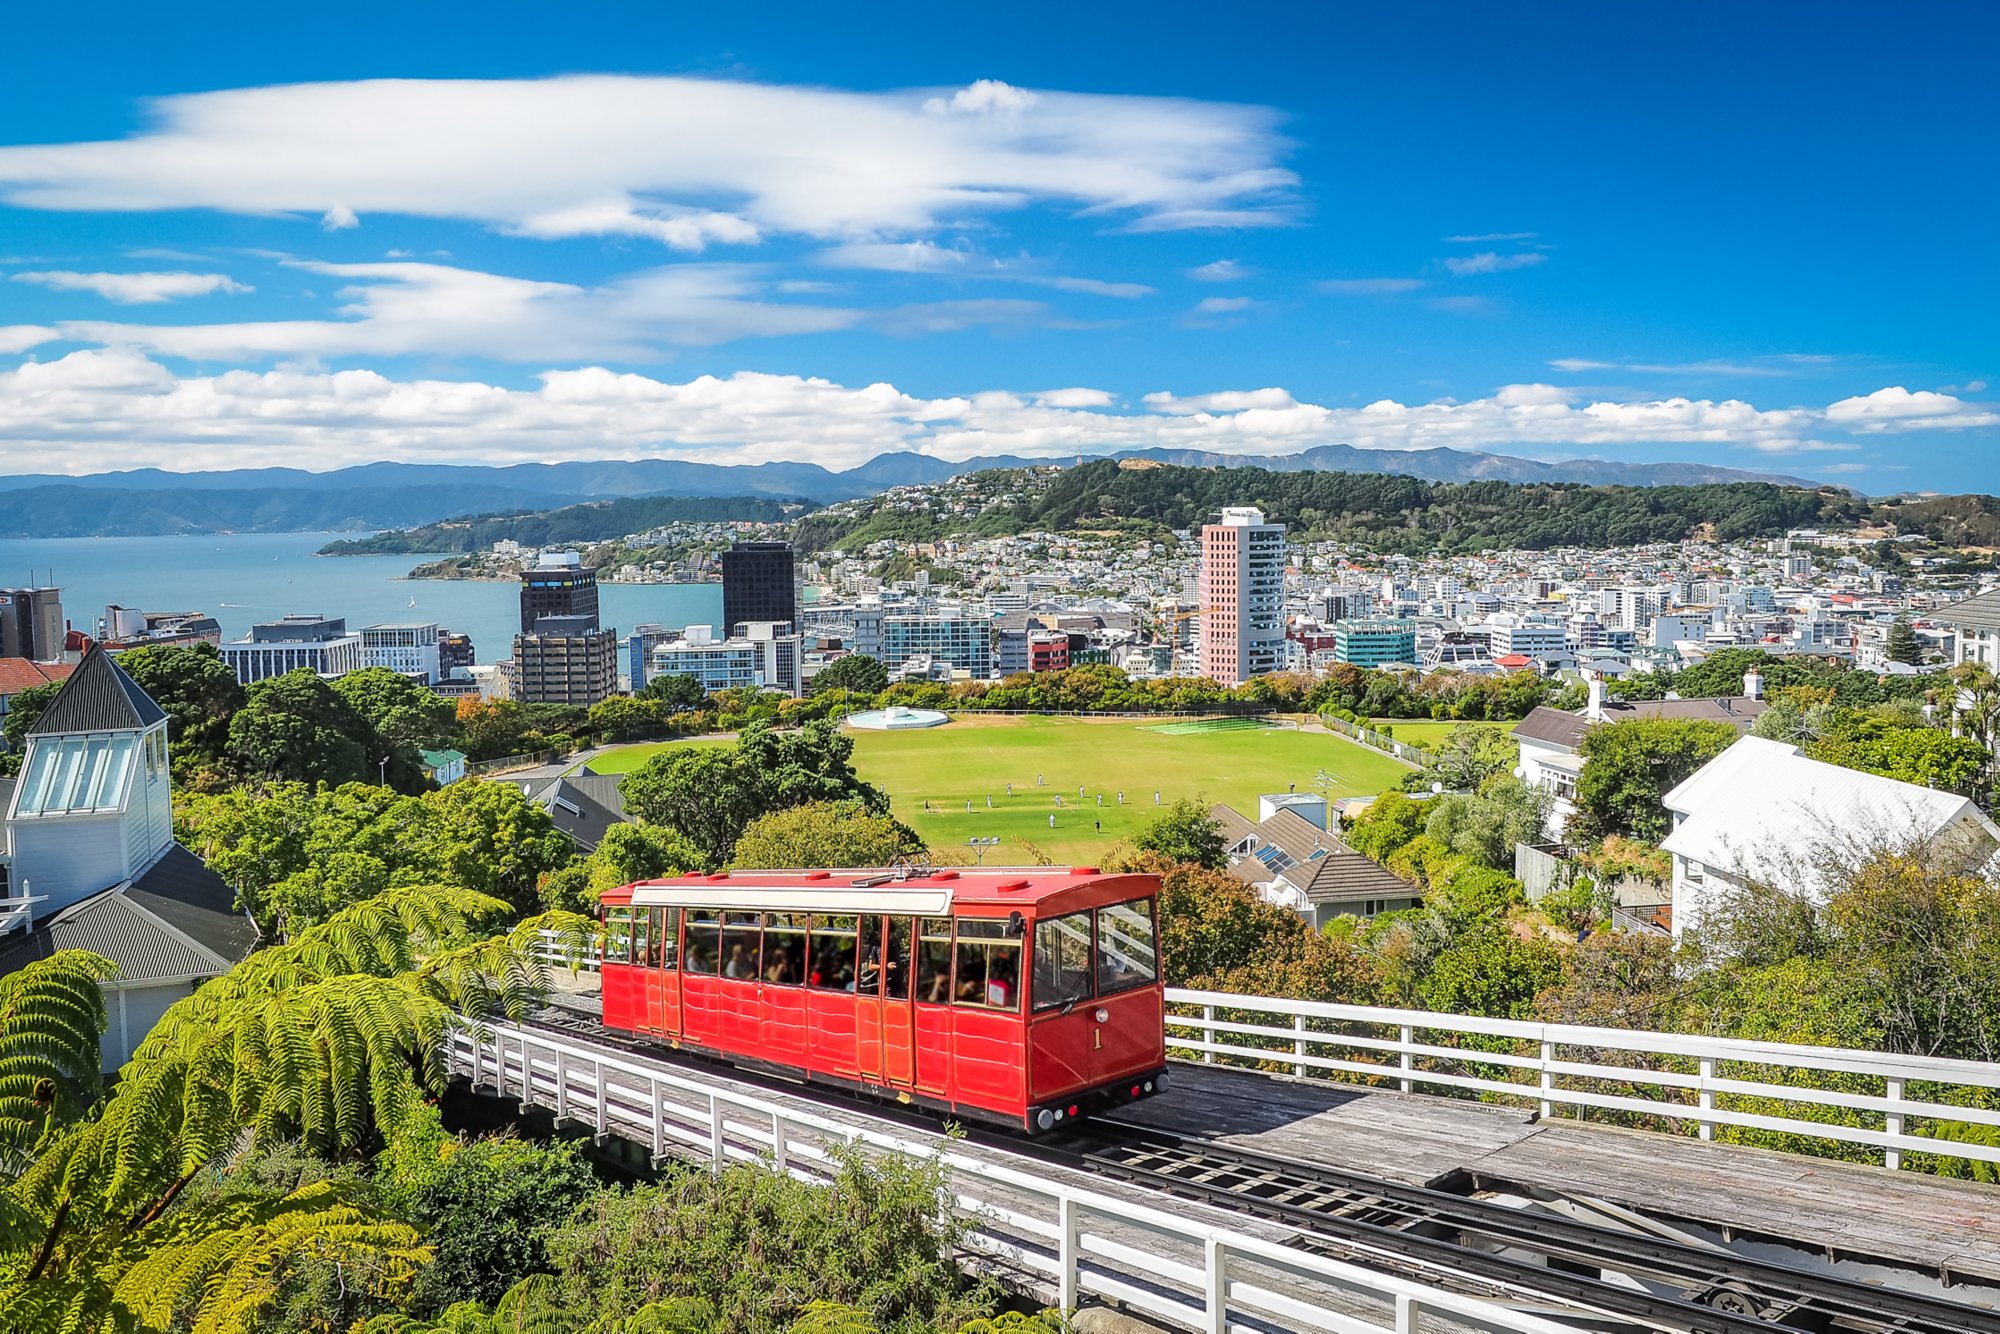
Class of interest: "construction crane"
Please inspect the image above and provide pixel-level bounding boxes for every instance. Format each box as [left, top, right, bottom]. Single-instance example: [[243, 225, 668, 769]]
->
[[1163, 606, 1221, 678]]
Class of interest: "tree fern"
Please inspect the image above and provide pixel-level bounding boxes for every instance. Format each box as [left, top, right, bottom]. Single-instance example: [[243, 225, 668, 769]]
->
[[1, 883, 557, 1309], [0, 952, 116, 1173], [0, 1179, 425, 1333]]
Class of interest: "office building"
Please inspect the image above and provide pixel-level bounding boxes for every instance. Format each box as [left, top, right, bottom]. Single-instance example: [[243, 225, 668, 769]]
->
[[881, 613, 995, 680], [721, 542, 798, 635], [802, 598, 887, 658], [1332, 619, 1418, 668], [0, 588, 64, 662], [1028, 631, 1071, 673], [1486, 615, 1568, 662], [360, 623, 442, 682], [519, 554, 599, 634], [438, 631, 475, 678], [648, 621, 802, 696], [1199, 507, 1286, 686], [625, 624, 679, 691], [98, 608, 221, 654], [220, 615, 363, 683], [512, 615, 618, 706]]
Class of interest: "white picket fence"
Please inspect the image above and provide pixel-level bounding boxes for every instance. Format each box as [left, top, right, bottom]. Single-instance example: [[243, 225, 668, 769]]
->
[[450, 1018, 1590, 1334], [532, 933, 2000, 1173]]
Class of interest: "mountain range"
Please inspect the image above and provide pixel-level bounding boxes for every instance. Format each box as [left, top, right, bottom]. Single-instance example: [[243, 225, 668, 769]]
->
[[0, 446, 1831, 539]]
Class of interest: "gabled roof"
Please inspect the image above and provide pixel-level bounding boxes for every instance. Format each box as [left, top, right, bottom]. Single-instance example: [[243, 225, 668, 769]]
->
[[0, 844, 258, 981], [1212, 802, 1415, 906], [534, 768, 630, 851], [1513, 696, 1767, 753], [0, 658, 74, 697], [27, 647, 165, 737], [1930, 587, 2000, 633], [1661, 737, 2000, 902]]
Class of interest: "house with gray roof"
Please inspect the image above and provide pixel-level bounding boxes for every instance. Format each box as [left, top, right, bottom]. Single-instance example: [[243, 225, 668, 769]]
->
[[1211, 796, 1418, 927], [1514, 669, 1767, 840], [1930, 586, 2000, 672], [0, 647, 258, 1069]]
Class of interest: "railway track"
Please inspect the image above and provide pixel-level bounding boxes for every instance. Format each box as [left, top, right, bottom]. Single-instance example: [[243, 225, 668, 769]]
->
[[1058, 1125, 2000, 1334], [516, 1007, 2000, 1334]]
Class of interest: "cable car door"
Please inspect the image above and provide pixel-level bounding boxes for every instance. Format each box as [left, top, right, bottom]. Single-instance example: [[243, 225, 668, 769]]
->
[[855, 916, 916, 1087]]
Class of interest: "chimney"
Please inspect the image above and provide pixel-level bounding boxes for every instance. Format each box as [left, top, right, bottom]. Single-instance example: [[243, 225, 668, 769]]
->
[[1584, 670, 1606, 722], [1743, 667, 1763, 702]]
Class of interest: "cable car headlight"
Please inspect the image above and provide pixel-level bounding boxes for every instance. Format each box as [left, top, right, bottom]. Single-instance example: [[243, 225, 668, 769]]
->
[[1035, 1108, 1055, 1132], [1094, 1008, 1109, 1023]]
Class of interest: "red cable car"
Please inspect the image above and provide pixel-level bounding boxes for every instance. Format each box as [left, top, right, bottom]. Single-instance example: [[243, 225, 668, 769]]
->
[[596, 866, 1168, 1132]]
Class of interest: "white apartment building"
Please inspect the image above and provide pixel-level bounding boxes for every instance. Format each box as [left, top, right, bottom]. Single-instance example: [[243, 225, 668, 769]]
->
[[1486, 615, 1568, 662], [360, 623, 442, 682], [649, 621, 803, 696], [880, 613, 995, 680], [220, 615, 363, 684]]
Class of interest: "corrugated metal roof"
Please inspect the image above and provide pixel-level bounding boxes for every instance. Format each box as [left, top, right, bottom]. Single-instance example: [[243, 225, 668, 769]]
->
[[0, 844, 258, 982], [1514, 697, 1766, 753], [28, 647, 166, 736], [1930, 588, 2000, 633]]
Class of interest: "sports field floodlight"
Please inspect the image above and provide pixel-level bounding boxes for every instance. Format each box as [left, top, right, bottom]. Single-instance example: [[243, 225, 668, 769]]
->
[[965, 836, 1002, 865]]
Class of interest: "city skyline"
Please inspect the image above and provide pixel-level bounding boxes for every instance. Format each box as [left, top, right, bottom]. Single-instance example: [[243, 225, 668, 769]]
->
[[0, 2, 1994, 492]]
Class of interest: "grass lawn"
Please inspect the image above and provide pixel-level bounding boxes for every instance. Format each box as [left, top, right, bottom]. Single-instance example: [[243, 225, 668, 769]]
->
[[1366, 719, 1517, 751], [844, 715, 1409, 864], [590, 716, 1415, 863], [584, 737, 729, 775]]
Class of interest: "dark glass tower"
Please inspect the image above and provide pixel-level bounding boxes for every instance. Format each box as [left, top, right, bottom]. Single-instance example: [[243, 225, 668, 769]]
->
[[720, 542, 797, 636], [519, 563, 600, 634]]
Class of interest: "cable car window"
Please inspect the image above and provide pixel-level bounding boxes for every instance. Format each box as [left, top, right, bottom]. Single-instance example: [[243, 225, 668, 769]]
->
[[1032, 911, 1093, 1012], [720, 912, 763, 980], [763, 912, 806, 985], [857, 916, 884, 996], [883, 917, 914, 1002], [809, 915, 859, 990], [916, 917, 954, 1005], [953, 918, 1021, 1011], [631, 908, 649, 972], [1097, 898, 1159, 995], [684, 909, 722, 975], [604, 907, 634, 965], [657, 907, 679, 971]]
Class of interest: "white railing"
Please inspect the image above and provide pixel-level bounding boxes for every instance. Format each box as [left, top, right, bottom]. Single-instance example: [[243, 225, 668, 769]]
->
[[450, 1018, 1589, 1334], [533, 932, 2000, 1174], [1167, 989, 2000, 1173]]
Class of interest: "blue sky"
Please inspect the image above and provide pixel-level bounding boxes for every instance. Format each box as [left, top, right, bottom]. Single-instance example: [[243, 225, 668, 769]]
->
[[0, 1, 1994, 492]]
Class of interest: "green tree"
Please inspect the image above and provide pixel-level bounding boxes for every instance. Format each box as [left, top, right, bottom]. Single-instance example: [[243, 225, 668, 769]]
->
[[417, 779, 576, 916], [808, 654, 889, 697], [1571, 717, 1739, 842], [1405, 724, 1519, 793], [1422, 779, 1550, 870], [335, 666, 460, 752], [1128, 797, 1227, 870], [732, 800, 922, 869], [116, 641, 246, 761], [228, 669, 419, 790], [378, 1112, 599, 1313], [640, 672, 709, 713], [0, 680, 62, 756], [589, 694, 665, 741], [1807, 714, 1987, 794], [622, 722, 888, 865], [1344, 791, 1428, 862], [1886, 616, 1923, 667]]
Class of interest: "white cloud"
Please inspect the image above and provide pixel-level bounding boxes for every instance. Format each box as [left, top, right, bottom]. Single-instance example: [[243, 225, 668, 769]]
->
[[1443, 251, 1546, 276], [816, 241, 1152, 298], [1037, 275, 1152, 299], [1194, 295, 1254, 313], [52, 258, 863, 360], [873, 299, 1048, 336], [1186, 259, 1249, 282], [11, 269, 251, 304], [321, 204, 359, 231], [0, 351, 1984, 475], [1825, 386, 2000, 430], [1443, 231, 1537, 243], [1550, 355, 1831, 378], [1316, 277, 1424, 296], [0, 76, 1295, 247], [0, 325, 53, 354]]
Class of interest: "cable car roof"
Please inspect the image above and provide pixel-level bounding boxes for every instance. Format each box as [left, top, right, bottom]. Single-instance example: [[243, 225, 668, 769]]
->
[[607, 866, 1145, 913]]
